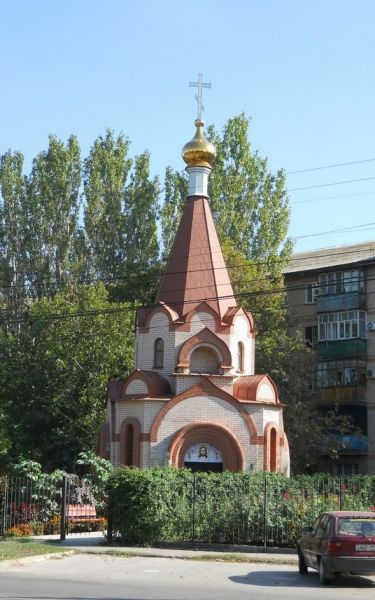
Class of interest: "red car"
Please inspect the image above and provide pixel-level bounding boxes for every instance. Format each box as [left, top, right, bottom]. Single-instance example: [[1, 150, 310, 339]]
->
[[297, 511, 375, 584]]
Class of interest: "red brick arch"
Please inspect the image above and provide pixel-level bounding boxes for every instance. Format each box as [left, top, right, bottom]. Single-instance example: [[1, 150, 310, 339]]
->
[[149, 377, 260, 445], [119, 417, 141, 467], [168, 422, 245, 472], [263, 421, 283, 472], [177, 327, 232, 370]]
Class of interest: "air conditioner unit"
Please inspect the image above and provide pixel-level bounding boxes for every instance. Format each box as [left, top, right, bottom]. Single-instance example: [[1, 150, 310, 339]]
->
[[367, 369, 375, 379], [313, 287, 320, 299], [367, 321, 374, 331]]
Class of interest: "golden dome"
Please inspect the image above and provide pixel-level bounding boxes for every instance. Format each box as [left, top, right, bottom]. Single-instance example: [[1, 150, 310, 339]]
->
[[182, 119, 216, 168]]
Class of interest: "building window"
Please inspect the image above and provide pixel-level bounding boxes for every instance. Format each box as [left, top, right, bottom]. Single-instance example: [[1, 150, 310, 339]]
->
[[305, 282, 318, 304], [318, 310, 366, 341], [319, 270, 365, 295], [154, 338, 164, 368], [335, 463, 360, 476], [270, 428, 277, 472], [125, 424, 134, 466], [190, 346, 219, 374], [317, 360, 367, 387], [305, 326, 318, 348], [237, 342, 244, 372]]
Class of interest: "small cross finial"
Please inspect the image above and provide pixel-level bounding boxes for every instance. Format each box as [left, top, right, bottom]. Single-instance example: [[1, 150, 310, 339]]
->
[[189, 73, 212, 120]]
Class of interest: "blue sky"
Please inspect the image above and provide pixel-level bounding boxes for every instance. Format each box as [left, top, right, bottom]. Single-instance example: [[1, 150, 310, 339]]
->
[[1, 0, 375, 252]]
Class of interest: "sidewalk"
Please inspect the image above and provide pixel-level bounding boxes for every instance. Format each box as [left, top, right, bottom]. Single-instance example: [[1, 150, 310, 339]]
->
[[37, 533, 298, 565]]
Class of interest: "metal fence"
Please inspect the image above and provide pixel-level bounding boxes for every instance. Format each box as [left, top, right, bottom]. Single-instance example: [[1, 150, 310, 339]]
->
[[0, 476, 105, 539], [2, 473, 375, 547], [107, 473, 375, 548], [186, 475, 375, 547]]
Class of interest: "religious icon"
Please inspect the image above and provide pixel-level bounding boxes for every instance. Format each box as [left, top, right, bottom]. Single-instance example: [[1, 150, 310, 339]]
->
[[198, 445, 208, 459]]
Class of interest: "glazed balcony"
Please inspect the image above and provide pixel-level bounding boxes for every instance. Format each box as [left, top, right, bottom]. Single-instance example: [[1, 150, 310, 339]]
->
[[336, 433, 368, 455], [317, 385, 367, 407], [317, 339, 367, 359], [317, 291, 366, 313]]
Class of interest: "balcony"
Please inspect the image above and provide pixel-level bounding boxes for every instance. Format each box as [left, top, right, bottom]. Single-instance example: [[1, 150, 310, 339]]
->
[[317, 291, 366, 313], [317, 339, 367, 359], [336, 434, 368, 455], [317, 386, 366, 407]]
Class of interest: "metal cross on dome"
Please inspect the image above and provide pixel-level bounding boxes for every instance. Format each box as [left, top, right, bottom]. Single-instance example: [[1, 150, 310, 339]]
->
[[189, 73, 212, 120]]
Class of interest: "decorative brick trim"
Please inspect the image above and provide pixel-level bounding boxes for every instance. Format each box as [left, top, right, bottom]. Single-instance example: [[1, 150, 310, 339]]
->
[[233, 374, 280, 404], [222, 306, 255, 335], [119, 417, 141, 467], [140, 433, 151, 442], [170, 302, 233, 333], [263, 422, 281, 472], [168, 422, 245, 472], [149, 376, 259, 444], [121, 370, 171, 398], [177, 328, 232, 370], [137, 303, 179, 332]]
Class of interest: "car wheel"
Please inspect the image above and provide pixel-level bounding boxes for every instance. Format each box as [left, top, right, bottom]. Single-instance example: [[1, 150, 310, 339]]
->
[[298, 550, 308, 574], [319, 558, 333, 585]]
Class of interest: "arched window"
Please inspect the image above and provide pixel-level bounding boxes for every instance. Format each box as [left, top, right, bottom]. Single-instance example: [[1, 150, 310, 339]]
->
[[190, 346, 220, 374], [125, 424, 134, 466], [154, 338, 164, 368], [237, 342, 244, 372], [120, 418, 141, 467], [270, 428, 277, 472]]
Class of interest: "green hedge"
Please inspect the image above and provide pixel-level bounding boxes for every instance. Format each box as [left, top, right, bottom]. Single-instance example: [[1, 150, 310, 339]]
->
[[107, 468, 375, 547]]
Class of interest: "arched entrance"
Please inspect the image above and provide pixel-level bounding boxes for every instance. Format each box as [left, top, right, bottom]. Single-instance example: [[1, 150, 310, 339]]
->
[[184, 443, 223, 472], [168, 423, 244, 472]]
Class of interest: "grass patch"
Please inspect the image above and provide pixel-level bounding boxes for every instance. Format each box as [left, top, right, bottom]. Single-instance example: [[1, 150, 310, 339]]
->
[[0, 539, 70, 561]]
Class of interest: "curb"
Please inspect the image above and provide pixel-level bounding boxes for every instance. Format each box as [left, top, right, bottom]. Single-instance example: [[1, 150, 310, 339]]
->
[[88, 548, 298, 565], [0, 550, 76, 569]]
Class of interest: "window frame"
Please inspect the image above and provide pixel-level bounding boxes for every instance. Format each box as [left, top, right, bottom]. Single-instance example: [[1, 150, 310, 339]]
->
[[153, 337, 164, 369]]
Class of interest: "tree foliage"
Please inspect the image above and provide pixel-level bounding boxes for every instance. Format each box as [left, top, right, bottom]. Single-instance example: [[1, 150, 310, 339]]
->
[[0, 116, 346, 474], [0, 284, 134, 472]]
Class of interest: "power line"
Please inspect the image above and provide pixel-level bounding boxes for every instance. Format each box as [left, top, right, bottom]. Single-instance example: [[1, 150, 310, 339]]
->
[[2, 273, 374, 327], [294, 222, 375, 240], [288, 176, 375, 193], [292, 191, 375, 205], [0, 240, 375, 296], [286, 158, 375, 175]]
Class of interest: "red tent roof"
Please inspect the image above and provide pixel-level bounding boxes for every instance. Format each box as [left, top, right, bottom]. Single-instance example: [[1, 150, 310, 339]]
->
[[156, 195, 236, 320]]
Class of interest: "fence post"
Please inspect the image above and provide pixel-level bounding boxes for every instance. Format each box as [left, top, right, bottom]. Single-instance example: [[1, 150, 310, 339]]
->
[[263, 477, 267, 552], [1, 477, 9, 536], [107, 501, 113, 545], [339, 476, 343, 510], [191, 473, 196, 546], [60, 476, 67, 541]]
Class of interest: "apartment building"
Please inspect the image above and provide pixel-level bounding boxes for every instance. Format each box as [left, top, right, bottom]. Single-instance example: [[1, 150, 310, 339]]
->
[[285, 241, 375, 475]]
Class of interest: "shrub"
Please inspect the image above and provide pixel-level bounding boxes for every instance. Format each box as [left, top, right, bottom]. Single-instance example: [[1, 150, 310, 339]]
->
[[106, 469, 375, 547], [7, 524, 33, 537]]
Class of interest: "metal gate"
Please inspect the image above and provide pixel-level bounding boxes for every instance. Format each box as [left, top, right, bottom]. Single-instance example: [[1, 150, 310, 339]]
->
[[0, 475, 106, 540]]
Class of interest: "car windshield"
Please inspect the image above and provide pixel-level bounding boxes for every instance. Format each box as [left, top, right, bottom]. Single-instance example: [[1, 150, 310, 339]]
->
[[338, 518, 375, 536]]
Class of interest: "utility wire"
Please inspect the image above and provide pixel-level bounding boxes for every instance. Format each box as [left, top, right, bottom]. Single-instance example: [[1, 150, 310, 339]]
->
[[292, 191, 375, 205], [0, 241, 375, 292], [1, 273, 374, 327], [288, 176, 375, 193], [286, 158, 375, 175]]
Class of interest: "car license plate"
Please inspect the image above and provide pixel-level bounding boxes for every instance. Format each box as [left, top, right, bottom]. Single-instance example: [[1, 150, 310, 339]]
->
[[355, 544, 375, 551]]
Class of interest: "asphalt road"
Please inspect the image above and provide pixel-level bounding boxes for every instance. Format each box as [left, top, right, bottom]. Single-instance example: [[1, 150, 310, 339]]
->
[[0, 554, 374, 600]]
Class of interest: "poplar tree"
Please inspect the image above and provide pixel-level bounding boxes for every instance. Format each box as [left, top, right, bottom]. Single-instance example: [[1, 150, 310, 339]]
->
[[83, 129, 131, 280], [0, 151, 28, 319], [25, 134, 81, 297], [123, 150, 159, 267]]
